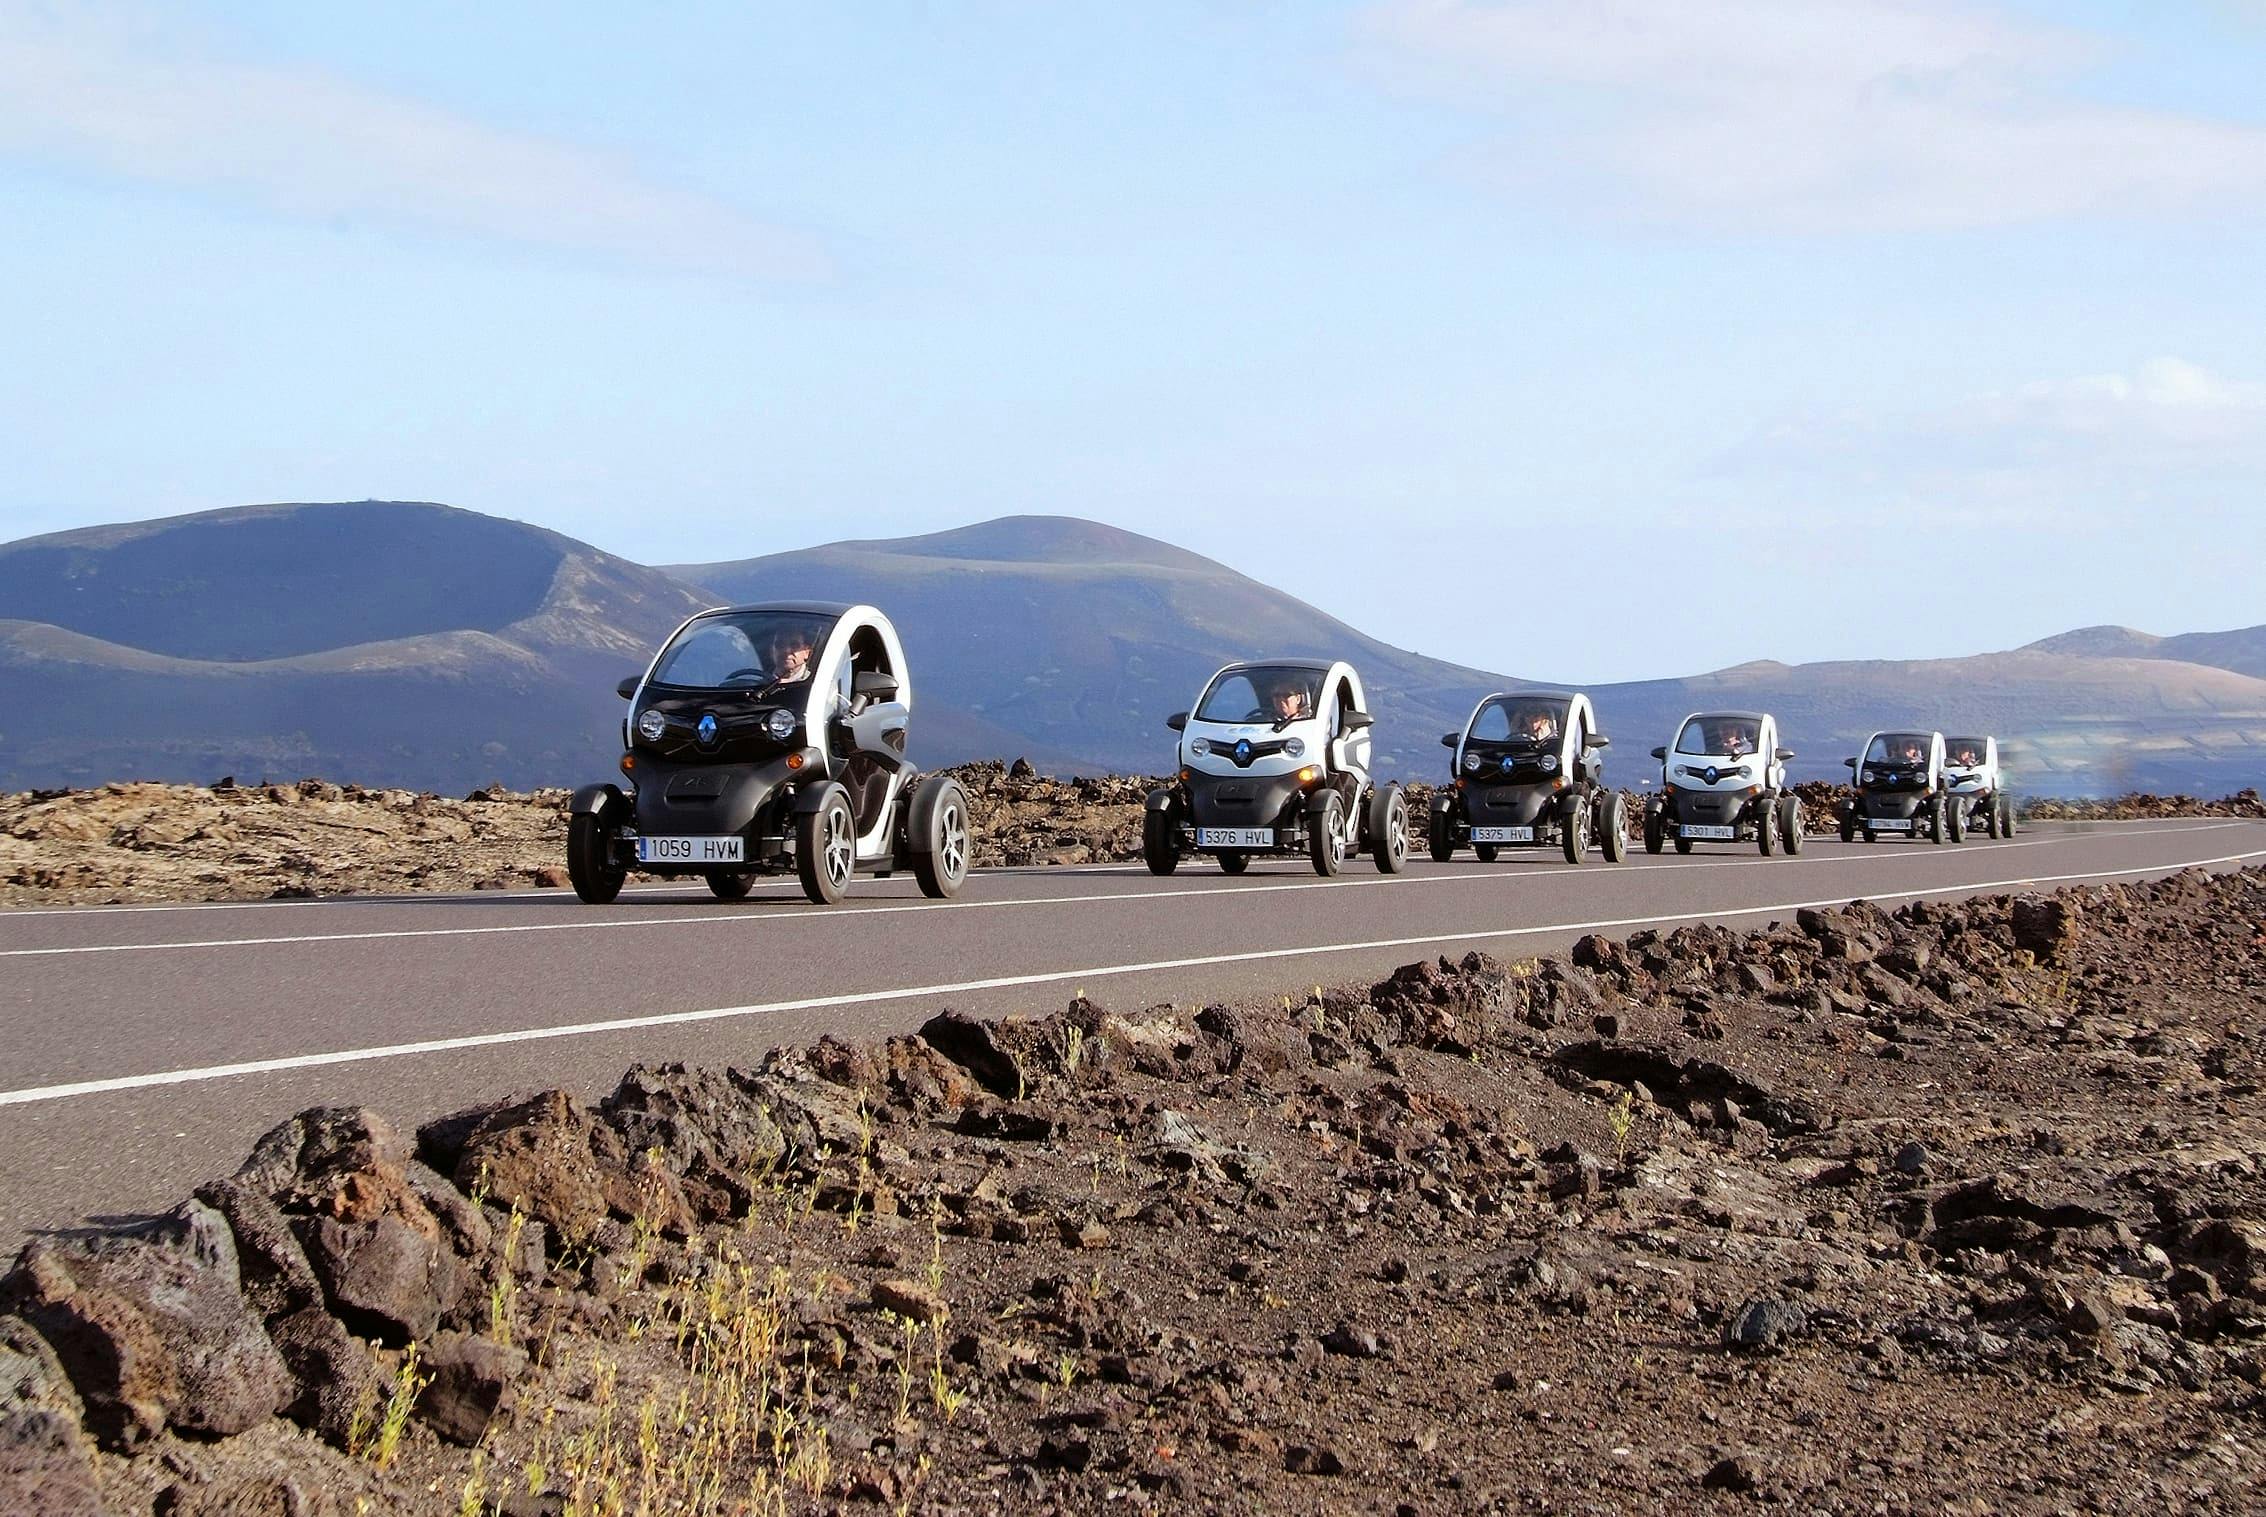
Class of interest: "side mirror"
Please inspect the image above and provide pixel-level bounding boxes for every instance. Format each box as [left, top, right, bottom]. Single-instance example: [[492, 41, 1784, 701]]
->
[[1843, 757, 1858, 769], [616, 676, 640, 700], [1649, 746, 1667, 761], [1440, 732, 1459, 748], [852, 670, 899, 701], [1775, 748, 1794, 762], [1584, 734, 1610, 749], [1341, 710, 1374, 731], [1166, 712, 1188, 732]]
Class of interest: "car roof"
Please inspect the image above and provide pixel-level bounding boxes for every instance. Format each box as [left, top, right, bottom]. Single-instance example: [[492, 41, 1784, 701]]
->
[[1217, 657, 1337, 675], [703, 600, 858, 618], [1686, 710, 1766, 722]]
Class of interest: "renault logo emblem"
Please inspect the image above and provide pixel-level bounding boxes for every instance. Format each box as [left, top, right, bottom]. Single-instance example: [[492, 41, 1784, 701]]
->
[[697, 713, 720, 746], [1233, 739, 1252, 764], [1704, 765, 1719, 784]]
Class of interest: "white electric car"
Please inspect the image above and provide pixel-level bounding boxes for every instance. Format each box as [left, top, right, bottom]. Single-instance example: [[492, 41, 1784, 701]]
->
[[1841, 729, 1956, 844], [1143, 658, 1409, 878], [1645, 711, 1803, 856], [1944, 735, 2014, 840], [1429, 691, 1627, 865]]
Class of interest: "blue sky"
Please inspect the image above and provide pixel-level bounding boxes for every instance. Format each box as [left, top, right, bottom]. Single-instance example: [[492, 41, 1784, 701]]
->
[[3, 0, 2262, 683]]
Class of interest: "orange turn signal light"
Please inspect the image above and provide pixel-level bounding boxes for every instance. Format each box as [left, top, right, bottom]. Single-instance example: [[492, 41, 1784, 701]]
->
[[1297, 765, 1323, 786], [1179, 768, 1192, 784], [619, 752, 636, 776], [786, 752, 806, 770]]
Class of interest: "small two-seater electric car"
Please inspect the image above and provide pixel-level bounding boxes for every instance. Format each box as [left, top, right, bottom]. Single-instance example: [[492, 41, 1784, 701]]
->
[[568, 602, 972, 906], [1944, 735, 2014, 840], [1645, 711, 1804, 856], [1840, 729, 1958, 844], [1428, 691, 1627, 865], [1143, 658, 1409, 877]]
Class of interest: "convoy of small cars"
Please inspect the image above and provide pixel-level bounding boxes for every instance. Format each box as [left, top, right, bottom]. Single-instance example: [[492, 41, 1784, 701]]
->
[[1428, 692, 1627, 865], [565, 603, 2016, 902]]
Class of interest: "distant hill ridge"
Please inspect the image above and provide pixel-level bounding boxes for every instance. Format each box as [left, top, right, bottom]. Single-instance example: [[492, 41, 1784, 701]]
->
[[2, 500, 2262, 795]]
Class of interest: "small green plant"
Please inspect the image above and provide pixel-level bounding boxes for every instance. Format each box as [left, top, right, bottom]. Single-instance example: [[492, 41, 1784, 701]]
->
[[1608, 1089, 1635, 1164], [1060, 1022, 1084, 1076], [1055, 1350, 1079, 1388], [370, 1341, 429, 1470], [343, 1375, 379, 1461], [489, 1198, 528, 1345], [456, 1449, 488, 1517], [924, 1215, 945, 1297]]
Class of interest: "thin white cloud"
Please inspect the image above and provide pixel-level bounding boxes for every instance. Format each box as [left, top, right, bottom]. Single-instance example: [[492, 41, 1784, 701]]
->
[[1360, 0, 2266, 231], [0, 3, 826, 278]]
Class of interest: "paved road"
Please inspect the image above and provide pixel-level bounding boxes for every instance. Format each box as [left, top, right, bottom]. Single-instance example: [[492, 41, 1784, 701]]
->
[[3, 819, 2260, 1251]]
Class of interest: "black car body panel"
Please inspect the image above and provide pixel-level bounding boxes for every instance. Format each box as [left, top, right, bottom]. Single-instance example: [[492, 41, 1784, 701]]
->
[[1188, 771, 1307, 832]]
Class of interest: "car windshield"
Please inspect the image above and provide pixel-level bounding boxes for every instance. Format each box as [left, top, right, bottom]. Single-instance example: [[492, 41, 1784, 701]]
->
[[650, 611, 836, 691], [1470, 696, 1569, 746], [1675, 716, 1760, 757], [1945, 738, 1987, 766], [1865, 733, 1933, 766], [1196, 666, 1322, 726]]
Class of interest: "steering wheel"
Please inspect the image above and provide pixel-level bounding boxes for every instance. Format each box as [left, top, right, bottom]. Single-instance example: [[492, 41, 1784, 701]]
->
[[722, 668, 769, 684]]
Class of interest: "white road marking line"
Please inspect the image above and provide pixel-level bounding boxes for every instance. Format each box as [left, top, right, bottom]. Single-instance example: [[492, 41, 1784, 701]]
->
[[2, 849, 2257, 1108], [0, 821, 2242, 958]]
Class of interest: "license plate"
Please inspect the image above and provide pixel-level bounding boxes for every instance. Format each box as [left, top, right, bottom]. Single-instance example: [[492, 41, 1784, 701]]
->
[[1679, 824, 1735, 840], [1197, 827, 1273, 848], [636, 835, 746, 864], [1470, 826, 1534, 844], [1871, 818, 1913, 832]]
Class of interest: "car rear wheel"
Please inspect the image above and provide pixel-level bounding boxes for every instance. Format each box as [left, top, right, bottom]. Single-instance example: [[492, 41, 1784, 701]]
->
[[1926, 798, 1946, 844], [1757, 799, 1778, 856], [1474, 843, 1500, 862], [912, 777, 971, 899], [1562, 801, 1588, 865], [1839, 812, 1856, 844], [1599, 793, 1628, 864], [1428, 804, 1457, 863], [1370, 786, 1410, 874], [706, 872, 752, 901], [1142, 802, 1180, 876], [1779, 795, 1805, 855], [1643, 809, 1664, 855], [1673, 834, 1693, 854], [1218, 851, 1249, 875], [1309, 793, 1346, 877], [567, 813, 627, 905], [2000, 796, 2017, 838], [797, 793, 856, 904]]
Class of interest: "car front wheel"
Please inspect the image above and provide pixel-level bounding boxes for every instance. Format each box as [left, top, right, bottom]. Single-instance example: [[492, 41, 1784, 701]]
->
[[1142, 802, 1180, 876], [567, 813, 626, 905], [912, 777, 971, 899], [1309, 793, 1346, 877], [797, 793, 856, 904]]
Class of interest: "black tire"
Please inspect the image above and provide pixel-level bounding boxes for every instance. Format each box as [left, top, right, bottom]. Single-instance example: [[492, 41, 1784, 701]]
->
[[1643, 809, 1664, 855], [1839, 812, 1856, 844], [1863, 827, 1877, 844], [911, 777, 971, 899], [796, 791, 856, 904], [1370, 786, 1410, 874], [1599, 793, 1628, 864], [1985, 795, 2002, 840], [1947, 796, 1966, 844], [567, 812, 626, 905], [1309, 792, 1346, 877], [706, 872, 752, 901], [1673, 834, 1693, 855], [1218, 851, 1249, 875], [2000, 796, 2017, 838], [1562, 800, 1588, 865], [1428, 802, 1457, 863], [1928, 797, 1946, 845], [1779, 795, 1804, 855], [1474, 843, 1500, 863], [1757, 798, 1778, 856], [1142, 799, 1180, 876]]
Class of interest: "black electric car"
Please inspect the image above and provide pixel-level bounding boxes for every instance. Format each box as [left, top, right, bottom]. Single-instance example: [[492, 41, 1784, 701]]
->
[[1840, 729, 1955, 844], [1428, 692, 1627, 864], [1142, 658, 1409, 878], [567, 602, 971, 905]]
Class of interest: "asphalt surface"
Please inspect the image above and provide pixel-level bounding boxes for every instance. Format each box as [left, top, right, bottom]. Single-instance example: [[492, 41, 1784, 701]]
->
[[3, 818, 2261, 1252]]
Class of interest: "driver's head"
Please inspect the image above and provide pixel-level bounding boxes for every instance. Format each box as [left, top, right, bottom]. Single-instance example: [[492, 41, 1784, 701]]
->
[[1899, 737, 1924, 762], [1521, 707, 1557, 741], [770, 625, 816, 679], [1955, 745, 1979, 766], [1720, 723, 1749, 753], [1268, 678, 1310, 720]]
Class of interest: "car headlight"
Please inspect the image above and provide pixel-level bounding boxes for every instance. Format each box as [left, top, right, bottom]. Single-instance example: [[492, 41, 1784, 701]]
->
[[1189, 738, 1211, 757], [1540, 754, 1559, 773], [636, 709, 666, 742], [1462, 752, 1481, 774], [1863, 769, 1881, 785], [1284, 737, 1305, 759], [764, 708, 796, 741]]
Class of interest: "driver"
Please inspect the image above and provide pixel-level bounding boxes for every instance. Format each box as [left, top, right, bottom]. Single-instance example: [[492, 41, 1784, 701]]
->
[[1266, 676, 1313, 724], [767, 624, 818, 685], [1716, 721, 1753, 758], [1519, 706, 1559, 744], [1953, 743, 1981, 767], [1896, 736, 1927, 766]]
